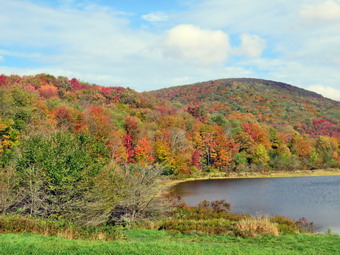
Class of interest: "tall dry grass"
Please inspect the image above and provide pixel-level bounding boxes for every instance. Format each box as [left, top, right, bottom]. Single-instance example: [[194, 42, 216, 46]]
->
[[235, 216, 279, 238]]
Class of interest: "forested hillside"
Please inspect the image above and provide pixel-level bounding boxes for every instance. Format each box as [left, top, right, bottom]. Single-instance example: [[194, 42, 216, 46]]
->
[[1, 74, 339, 177], [150, 78, 340, 135], [0, 73, 339, 225]]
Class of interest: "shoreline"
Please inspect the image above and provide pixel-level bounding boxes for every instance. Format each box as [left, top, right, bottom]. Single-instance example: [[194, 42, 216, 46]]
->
[[163, 168, 340, 189]]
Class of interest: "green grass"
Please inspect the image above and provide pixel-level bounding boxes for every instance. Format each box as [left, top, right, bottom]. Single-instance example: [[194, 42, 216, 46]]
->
[[1, 229, 339, 255]]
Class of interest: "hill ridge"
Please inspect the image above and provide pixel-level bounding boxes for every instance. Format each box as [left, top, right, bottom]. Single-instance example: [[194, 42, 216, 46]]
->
[[150, 77, 332, 101]]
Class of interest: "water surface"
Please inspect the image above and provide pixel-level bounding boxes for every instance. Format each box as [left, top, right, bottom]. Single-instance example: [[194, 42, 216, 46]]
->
[[173, 175, 340, 233]]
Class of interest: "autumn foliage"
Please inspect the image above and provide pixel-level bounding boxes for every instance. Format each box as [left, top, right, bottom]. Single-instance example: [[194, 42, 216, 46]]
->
[[0, 74, 339, 178]]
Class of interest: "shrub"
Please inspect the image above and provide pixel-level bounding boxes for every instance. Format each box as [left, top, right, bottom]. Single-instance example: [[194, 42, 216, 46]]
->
[[296, 217, 316, 233], [198, 200, 231, 213], [0, 214, 125, 241], [270, 215, 299, 234], [235, 216, 279, 238]]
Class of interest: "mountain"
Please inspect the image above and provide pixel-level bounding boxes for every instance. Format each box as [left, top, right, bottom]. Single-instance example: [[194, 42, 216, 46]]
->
[[150, 78, 340, 129]]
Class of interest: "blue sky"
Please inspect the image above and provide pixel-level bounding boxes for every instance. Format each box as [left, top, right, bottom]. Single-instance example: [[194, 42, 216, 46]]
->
[[1, 0, 340, 100]]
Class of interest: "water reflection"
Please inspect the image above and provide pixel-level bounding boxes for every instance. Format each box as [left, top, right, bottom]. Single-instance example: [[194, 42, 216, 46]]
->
[[173, 175, 340, 233]]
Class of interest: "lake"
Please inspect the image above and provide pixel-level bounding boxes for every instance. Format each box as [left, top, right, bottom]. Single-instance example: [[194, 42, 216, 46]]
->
[[173, 175, 340, 234]]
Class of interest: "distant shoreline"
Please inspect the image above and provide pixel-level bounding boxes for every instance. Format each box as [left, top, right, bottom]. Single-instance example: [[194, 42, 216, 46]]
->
[[164, 168, 340, 189]]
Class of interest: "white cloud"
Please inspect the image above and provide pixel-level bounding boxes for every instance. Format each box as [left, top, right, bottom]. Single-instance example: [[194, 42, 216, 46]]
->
[[0, 0, 162, 88], [162, 24, 231, 65], [1, 0, 340, 94], [307, 85, 340, 101], [142, 12, 168, 22], [234, 34, 266, 58], [224, 66, 255, 77], [300, 1, 340, 21], [176, 0, 299, 34], [0, 56, 4, 62]]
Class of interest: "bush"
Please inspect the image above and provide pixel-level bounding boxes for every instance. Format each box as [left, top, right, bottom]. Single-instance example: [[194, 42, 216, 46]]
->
[[198, 200, 231, 213], [296, 217, 316, 233], [235, 216, 279, 238], [270, 215, 299, 234]]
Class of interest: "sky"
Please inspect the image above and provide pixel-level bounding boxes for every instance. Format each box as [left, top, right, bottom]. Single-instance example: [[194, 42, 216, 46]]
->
[[0, 0, 340, 100]]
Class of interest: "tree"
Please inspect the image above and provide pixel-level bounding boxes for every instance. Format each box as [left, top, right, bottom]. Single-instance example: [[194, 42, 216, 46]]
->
[[268, 127, 283, 150], [315, 136, 338, 166], [242, 122, 270, 148], [192, 149, 203, 169], [234, 131, 256, 155], [211, 127, 235, 171], [38, 85, 58, 99], [0, 121, 19, 166], [0, 74, 9, 87], [154, 128, 193, 175], [17, 165, 47, 217], [252, 145, 270, 167], [83, 164, 172, 225], [125, 116, 141, 141], [11, 132, 109, 218], [78, 164, 126, 226], [235, 151, 248, 171], [84, 106, 112, 138], [187, 104, 205, 118], [52, 105, 75, 128], [210, 113, 227, 126], [0, 166, 16, 213], [123, 135, 135, 163], [111, 165, 170, 223], [134, 138, 155, 165], [290, 133, 313, 160], [107, 130, 128, 164]]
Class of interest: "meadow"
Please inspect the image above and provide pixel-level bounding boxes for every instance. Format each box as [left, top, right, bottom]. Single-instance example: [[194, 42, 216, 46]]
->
[[1, 230, 339, 255]]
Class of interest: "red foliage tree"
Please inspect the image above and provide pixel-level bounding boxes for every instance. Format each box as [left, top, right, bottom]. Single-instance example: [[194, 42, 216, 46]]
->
[[125, 116, 141, 142], [70, 78, 87, 90], [53, 106, 74, 126], [123, 135, 135, 163], [192, 149, 203, 168], [0, 74, 8, 87]]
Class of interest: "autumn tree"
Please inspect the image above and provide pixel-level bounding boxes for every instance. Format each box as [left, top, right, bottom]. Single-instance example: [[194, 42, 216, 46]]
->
[[107, 130, 128, 164], [289, 133, 313, 160], [192, 149, 203, 169], [315, 136, 338, 166], [252, 145, 270, 168], [38, 85, 58, 99], [242, 122, 270, 148], [154, 128, 192, 175], [134, 137, 155, 165], [84, 106, 112, 138], [211, 127, 236, 171]]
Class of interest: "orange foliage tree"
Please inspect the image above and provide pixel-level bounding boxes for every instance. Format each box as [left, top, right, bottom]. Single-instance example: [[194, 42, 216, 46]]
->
[[134, 138, 155, 165], [38, 85, 58, 99]]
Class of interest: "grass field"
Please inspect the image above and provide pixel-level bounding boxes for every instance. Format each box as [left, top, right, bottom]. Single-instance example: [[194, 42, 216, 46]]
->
[[1, 229, 339, 255]]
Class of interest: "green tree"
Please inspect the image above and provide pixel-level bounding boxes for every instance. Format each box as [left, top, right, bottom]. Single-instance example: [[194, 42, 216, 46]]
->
[[252, 145, 270, 167], [11, 132, 109, 218]]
